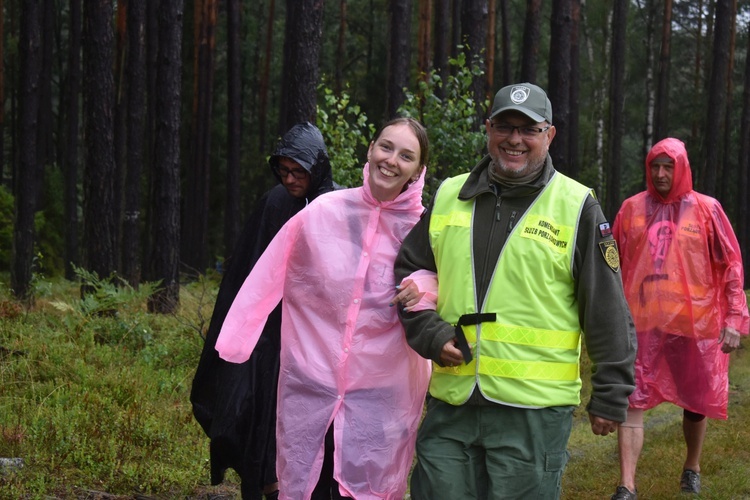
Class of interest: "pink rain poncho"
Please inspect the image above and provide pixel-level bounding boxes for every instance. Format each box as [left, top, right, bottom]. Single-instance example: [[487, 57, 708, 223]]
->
[[216, 164, 431, 499], [612, 138, 749, 419]]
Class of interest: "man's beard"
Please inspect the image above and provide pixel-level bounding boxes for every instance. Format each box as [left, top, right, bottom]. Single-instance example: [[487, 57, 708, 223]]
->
[[489, 153, 545, 179]]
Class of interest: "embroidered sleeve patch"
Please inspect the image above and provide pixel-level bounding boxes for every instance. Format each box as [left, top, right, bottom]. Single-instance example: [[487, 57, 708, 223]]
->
[[598, 240, 620, 272], [599, 222, 612, 237]]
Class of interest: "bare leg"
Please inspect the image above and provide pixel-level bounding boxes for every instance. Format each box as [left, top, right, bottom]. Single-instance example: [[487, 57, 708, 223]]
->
[[617, 409, 644, 492], [683, 416, 706, 473]]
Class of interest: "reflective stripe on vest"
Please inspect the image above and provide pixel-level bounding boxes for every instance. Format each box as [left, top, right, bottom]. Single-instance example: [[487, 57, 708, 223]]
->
[[429, 172, 591, 407]]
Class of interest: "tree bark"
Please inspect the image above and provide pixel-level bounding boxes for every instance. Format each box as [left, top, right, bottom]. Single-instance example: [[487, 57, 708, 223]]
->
[[701, 0, 731, 196], [653, 0, 672, 142], [279, 0, 323, 133], [386, 0, 412, 119], [548, 0, 572, 173], [462, 0, 488, 124], [82, 0, 117, 288], [417, 0, 431, 80], [605, 0, 628, 220], [183, 0, 217, 275], [486, 0, 496, 91], [335, 0, 348, 93], [0, 0, 4, 185], [434, 0, 449, 98], [498, 0, 511, 86], [521, 0, 541, 83], [224, 0, 242, 259], [122, 0, 147, 286], [113, 0, 129, 272], [737, 19, 750, 282], [64, 0, 82, 281], [11, 0, 42, 300], [148, 0, 183, 314], [258, 0, 275, 157], [568, 0, 581, 179]]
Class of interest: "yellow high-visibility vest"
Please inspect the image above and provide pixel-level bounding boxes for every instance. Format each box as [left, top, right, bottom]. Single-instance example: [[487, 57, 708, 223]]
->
[[428, 171, 592, 407]]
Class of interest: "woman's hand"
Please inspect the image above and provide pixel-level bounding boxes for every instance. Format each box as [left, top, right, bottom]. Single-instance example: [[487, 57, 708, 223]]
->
[[390, 278, 425, 311]]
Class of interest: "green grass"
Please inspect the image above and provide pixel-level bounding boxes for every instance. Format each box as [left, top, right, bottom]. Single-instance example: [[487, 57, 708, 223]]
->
[[1, 274, 749, 499]]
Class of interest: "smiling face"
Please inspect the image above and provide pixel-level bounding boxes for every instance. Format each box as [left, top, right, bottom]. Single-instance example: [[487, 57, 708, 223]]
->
[[485, 111, 555, 179], [366, 123, 423, 201]]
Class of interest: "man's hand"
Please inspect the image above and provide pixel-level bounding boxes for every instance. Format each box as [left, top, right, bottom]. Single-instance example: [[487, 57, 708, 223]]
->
[[719, 327, 741, 353], [439, 339, 464, 367], [589, 414, 618, 436]]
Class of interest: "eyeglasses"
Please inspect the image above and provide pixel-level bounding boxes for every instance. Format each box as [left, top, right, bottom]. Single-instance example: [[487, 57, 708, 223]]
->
[[490, 123, 551, 139], [274, 165, 308, 180]]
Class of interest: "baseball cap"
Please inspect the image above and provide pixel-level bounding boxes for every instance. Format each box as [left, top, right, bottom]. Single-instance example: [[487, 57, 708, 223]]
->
[[489, 83, 552, 124]]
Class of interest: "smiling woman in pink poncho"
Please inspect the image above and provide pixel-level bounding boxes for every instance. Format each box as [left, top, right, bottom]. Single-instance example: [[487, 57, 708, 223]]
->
[[215, 117, 432, 500]]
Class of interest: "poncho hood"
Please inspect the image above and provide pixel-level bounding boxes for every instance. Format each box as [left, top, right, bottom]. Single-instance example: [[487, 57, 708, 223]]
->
[[362, 161, 426, 210], [645, 137, 693, 203], [270, 121, 334, 199]]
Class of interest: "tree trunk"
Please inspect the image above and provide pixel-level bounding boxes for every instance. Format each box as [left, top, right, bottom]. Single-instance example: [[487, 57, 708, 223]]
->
[[498, 0, 511, 86], [148, 0, 183, 313], [11, 0, 42, 300], [452, 0, 462, 65], [142, 0, 160, 284], [82, 0, 117, 288], [224, 0, 242, 259], [642, 0, 657, 162], [122, 0, 147, 287], [183, 0, 217, 276], [719, 0, 737, 205], [653, 0, 672, 142], [604, 0, 628, 220], [0, 0, 4, 185], [335, 0, 347, 93], [64, 0, 82, 281], [462, 0, 488, 124], [691, 0, 704, 144], [548, 0, 572, 173], [521, 0, 541, 83], [567, 0, 580, 179], [434, 0, 449, 98], [486, 0, 495, 91], [386, 0, 412, 119], [737, 21, 750, 283], [701, 0, 731, 196], [37, 1, 54, 168], [113, 0, 129, 272], [279, 0, 323, 133], [417, 0, 431, 80], [258, 0, 275, 157]]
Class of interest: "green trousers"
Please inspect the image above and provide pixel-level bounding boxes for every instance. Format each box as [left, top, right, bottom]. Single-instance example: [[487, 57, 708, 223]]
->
[[410, 397, 573, 500]]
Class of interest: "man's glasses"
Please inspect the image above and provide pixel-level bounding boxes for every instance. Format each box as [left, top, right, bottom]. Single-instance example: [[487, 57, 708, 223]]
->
[[275, 165, 308, 180], [490, 123, 551, 139]]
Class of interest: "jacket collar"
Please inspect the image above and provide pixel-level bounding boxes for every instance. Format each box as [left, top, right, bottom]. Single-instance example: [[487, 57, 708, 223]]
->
[[458, 154, 556, 201]]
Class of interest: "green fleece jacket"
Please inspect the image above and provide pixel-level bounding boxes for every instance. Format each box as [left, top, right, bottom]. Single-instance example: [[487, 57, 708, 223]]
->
[[395, 154, 637, 422]]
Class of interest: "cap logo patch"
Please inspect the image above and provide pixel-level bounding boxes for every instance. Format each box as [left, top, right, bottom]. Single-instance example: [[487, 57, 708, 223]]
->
[[510, 86, 531, 104]]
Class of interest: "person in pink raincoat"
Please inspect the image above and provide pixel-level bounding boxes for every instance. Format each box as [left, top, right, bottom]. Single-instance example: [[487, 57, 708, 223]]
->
[[216, 117, 432, 500], [610, 137, 749, 499]]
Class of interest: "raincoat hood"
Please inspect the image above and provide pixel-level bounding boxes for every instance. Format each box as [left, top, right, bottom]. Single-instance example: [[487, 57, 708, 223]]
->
[[362, 161, 426, 208], [645, 137, 693, 203], [270, 122, 334, 199]]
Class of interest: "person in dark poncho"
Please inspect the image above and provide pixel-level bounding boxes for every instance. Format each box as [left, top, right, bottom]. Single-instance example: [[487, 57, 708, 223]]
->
[[191, 122, 335, 500]]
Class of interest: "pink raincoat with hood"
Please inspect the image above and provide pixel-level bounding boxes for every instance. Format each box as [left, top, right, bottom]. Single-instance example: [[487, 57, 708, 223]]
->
[[216, 164, 431, 499], [612, 137, 749, 419]]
